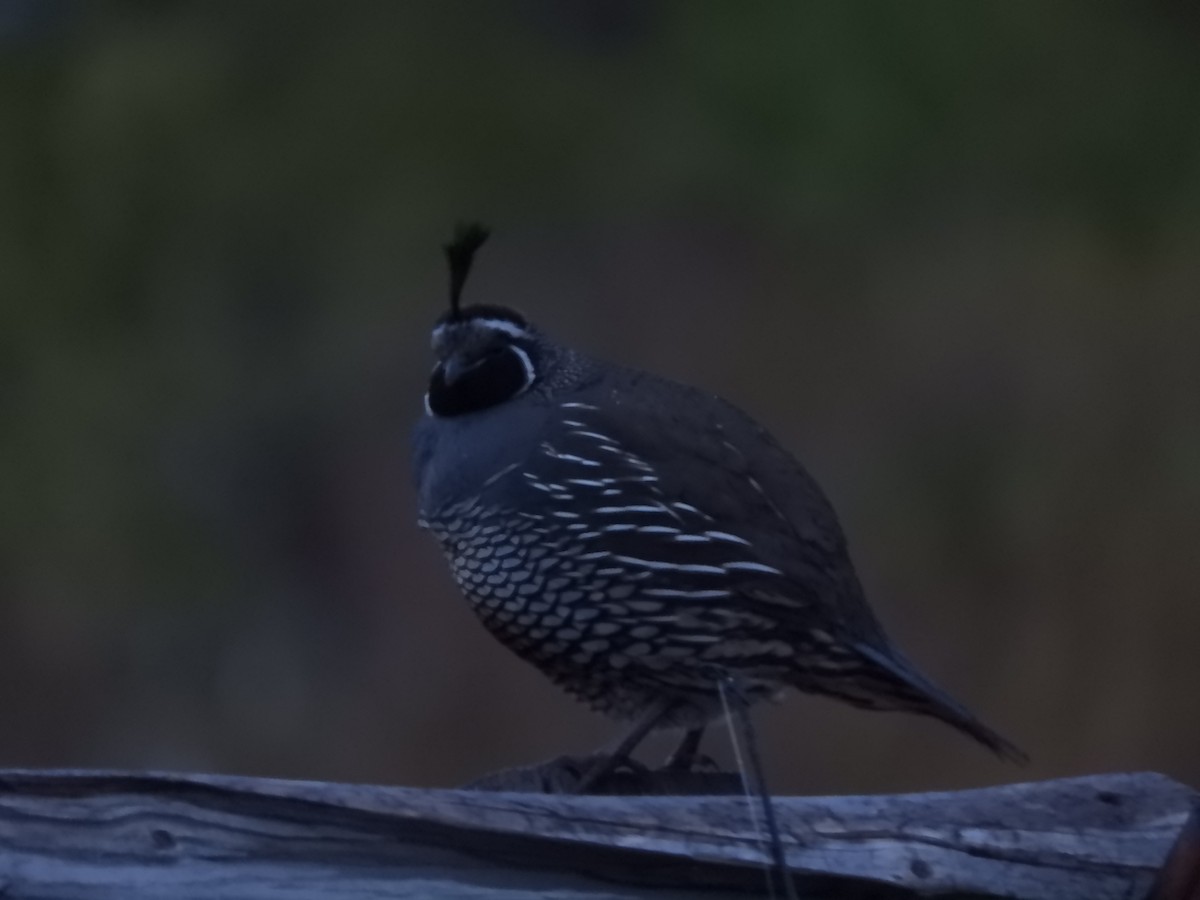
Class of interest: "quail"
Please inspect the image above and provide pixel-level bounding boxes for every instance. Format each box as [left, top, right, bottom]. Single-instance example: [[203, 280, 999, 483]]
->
[[412, 225, 1025, 783]]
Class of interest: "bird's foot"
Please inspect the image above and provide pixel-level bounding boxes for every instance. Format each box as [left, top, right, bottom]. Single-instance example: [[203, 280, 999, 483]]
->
[[663, 750, 720, 774], [464, 750, 743, 795], [572, 752, 647, 794]]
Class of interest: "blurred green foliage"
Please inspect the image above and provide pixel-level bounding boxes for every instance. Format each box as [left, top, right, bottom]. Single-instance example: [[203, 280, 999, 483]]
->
[[1, 1, 1198, 791]]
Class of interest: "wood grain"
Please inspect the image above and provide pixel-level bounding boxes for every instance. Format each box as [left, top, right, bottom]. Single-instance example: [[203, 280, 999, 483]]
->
[[0, 769, 1192, 899]]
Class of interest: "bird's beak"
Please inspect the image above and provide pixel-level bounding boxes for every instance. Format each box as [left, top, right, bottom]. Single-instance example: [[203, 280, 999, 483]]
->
[[440, 357, 468, 386]]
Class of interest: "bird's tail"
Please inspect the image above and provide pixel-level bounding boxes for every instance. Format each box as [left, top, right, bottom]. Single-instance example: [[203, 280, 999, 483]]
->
[[853, 642, 1029, 764]]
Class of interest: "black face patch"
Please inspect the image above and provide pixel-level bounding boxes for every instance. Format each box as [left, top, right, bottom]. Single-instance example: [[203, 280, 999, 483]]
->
[[426, 344, 534, 417]]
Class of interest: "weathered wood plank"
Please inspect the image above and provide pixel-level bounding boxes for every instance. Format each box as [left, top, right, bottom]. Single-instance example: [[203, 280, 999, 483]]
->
[[0, 769, 1192, 899]]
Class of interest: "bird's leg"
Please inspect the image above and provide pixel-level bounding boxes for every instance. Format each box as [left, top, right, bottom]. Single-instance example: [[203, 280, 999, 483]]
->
[[575, 698, 675, 793], [664, 727, 706, 772]]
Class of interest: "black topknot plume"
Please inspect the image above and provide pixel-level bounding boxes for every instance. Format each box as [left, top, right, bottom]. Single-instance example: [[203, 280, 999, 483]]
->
[[444, 223, 490, 319]]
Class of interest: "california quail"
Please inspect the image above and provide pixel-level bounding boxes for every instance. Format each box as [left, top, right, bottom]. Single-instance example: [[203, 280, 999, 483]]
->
[[413, 225, 1025, 781]]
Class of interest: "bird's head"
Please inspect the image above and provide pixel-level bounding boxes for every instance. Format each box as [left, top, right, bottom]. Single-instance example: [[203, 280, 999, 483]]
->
[[425, 225, 542, 417]]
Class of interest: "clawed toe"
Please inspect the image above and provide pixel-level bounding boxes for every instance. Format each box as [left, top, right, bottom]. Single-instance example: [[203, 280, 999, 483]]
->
[[572, 752, 646, 794]]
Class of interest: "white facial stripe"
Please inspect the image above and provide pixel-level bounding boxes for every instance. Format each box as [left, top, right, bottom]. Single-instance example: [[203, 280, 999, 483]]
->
[[475, 317, 529, 337], [432, 318, 530, 343], [509, 345, 535, 389]]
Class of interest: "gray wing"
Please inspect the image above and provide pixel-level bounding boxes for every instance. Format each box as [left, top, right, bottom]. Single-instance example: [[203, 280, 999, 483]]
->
[[511, 369, 886, 643]]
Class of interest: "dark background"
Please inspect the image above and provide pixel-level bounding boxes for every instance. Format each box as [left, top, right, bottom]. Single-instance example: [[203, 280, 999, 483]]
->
[[2, 1, 1198, 796]]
